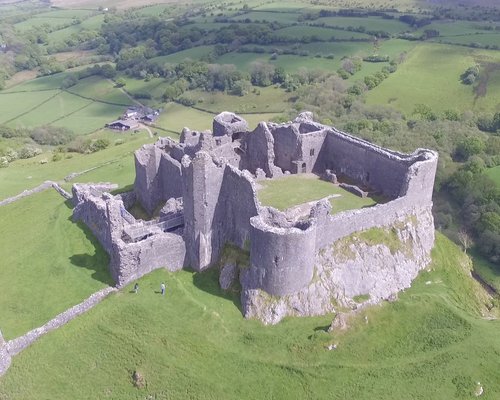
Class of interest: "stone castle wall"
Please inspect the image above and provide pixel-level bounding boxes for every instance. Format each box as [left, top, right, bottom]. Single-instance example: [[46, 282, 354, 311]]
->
[[248, 213, 317, 296], [72, 184, 185, 287], [72, 112, 438, 324]]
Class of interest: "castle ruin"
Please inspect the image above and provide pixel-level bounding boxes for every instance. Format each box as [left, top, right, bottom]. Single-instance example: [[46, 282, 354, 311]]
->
[[72, 112, 438, 324]]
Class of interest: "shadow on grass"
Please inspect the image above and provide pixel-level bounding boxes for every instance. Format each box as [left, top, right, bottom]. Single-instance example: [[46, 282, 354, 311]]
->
[[69, 220, 114, 286], [192, 268, 243, 313], [63, 198, 74, 210]]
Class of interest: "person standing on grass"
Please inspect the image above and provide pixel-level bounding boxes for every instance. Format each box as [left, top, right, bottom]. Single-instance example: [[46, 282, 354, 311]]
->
[[160, 282, 166, 296], [134, 283, 139, 294]]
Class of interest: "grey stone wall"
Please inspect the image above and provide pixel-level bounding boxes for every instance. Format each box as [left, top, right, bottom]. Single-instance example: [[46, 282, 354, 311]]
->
[[213, 111, 248, 138], [242, 122, 280, 177], [0, 330, 11, 377], [159, 153, 183, 202], [72, 184, 186, 287], [270, 124, 301, 172], [112, 232, 185, 286], [299, 129, 328, 173], [242, 206, 435, 324], [134, 144, 163, 215], [215, 165, 260, 248], [246, 212, 317, 296], [182, 152, 226, 270]]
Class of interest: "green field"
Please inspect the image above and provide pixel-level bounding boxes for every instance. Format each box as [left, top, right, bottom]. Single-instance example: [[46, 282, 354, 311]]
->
[[183, 86, 291, 114], [366, 43, 500, 114], [46, 14, 105, 44], [9, 90, 92, 129], [0, 133, 152, 200], [67, 76, 132, 106], [0, 90, 60, 124], [150, 46, 215, 65], [435, 33, 500, 47], [155, 102, 281, 135], [1, 234, 499, 398], [275, 25, 370, 40], [231, 11, 301, 24], [257, 174, 378, 213], [0, 189, 111, 339], [2, 71, 74, 92], [315, 16, 410, 34]]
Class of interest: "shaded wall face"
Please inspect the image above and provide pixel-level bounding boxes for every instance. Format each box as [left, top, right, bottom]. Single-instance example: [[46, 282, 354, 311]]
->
[[182, 153, 225, 271], [271, 126, 301, 172], [321, 133, 409, 198], [215, 167, 260, 249], [159, 153, 183, 203], [242, 123, 275, 176], [134, 146, 162, 215], [249, 219, 317, 296], [299, 131, 327, 173]]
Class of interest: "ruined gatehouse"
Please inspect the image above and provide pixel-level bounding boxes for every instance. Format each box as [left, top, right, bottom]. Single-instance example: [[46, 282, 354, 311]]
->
[[72, 112, 438, 324]]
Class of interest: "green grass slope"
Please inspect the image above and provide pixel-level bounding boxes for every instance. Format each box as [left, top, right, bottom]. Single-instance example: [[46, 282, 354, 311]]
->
[[0, 190, 112, 339], [1, 234, 498, 399]]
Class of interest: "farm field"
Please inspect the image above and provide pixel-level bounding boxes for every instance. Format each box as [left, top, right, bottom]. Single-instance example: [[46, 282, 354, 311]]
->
[[183, 86, 292, 114], [154, 102, 280, 134], [0, 189, 111, 339], [365, 43, 500, 114], [257, 174, 378, 213], [0, 90, 60, 125], [150, 46, 215, 65], [274, 25, 371, 40], [1, 234, 499, 399], [231, 11, 301, 24], [315, 16, 410, 34]]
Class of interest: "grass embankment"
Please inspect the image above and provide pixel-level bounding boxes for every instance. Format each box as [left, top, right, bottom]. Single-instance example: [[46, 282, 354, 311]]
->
[[0, 190, 112, 340], [1, 234, 498, 398], [257, 174, 377, 213]]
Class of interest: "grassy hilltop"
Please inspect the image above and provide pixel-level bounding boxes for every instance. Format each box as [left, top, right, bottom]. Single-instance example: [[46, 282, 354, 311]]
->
[[0, 0, 500, 397]]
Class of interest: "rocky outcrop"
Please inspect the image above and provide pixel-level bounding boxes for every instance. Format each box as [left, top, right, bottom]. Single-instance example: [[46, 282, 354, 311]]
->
[[241, 207, 434, 324], [219, 264, 237, 290]]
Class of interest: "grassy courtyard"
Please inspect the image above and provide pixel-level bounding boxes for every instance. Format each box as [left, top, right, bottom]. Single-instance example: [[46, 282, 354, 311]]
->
[[257, 174, 378, 213]]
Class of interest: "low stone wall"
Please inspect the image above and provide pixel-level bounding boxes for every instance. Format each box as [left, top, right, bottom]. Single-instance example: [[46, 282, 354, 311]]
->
[[0, 181, 53, 207], [0, 287, 116, 377], [0, 330, 11, 377]]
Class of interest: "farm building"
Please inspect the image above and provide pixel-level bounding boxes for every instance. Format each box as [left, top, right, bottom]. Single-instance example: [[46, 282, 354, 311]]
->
[[105, 119, 139, 131]]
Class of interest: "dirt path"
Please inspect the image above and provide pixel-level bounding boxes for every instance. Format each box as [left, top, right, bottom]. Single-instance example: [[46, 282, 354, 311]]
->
[[139, 123, 154, 138]]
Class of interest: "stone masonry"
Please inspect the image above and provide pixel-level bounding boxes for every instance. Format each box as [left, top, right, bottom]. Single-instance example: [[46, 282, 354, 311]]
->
[[72, 112, 438, 324]]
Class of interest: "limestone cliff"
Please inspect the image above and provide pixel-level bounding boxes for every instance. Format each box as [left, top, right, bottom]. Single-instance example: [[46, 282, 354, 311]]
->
[[241, 206, 434, 325]]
